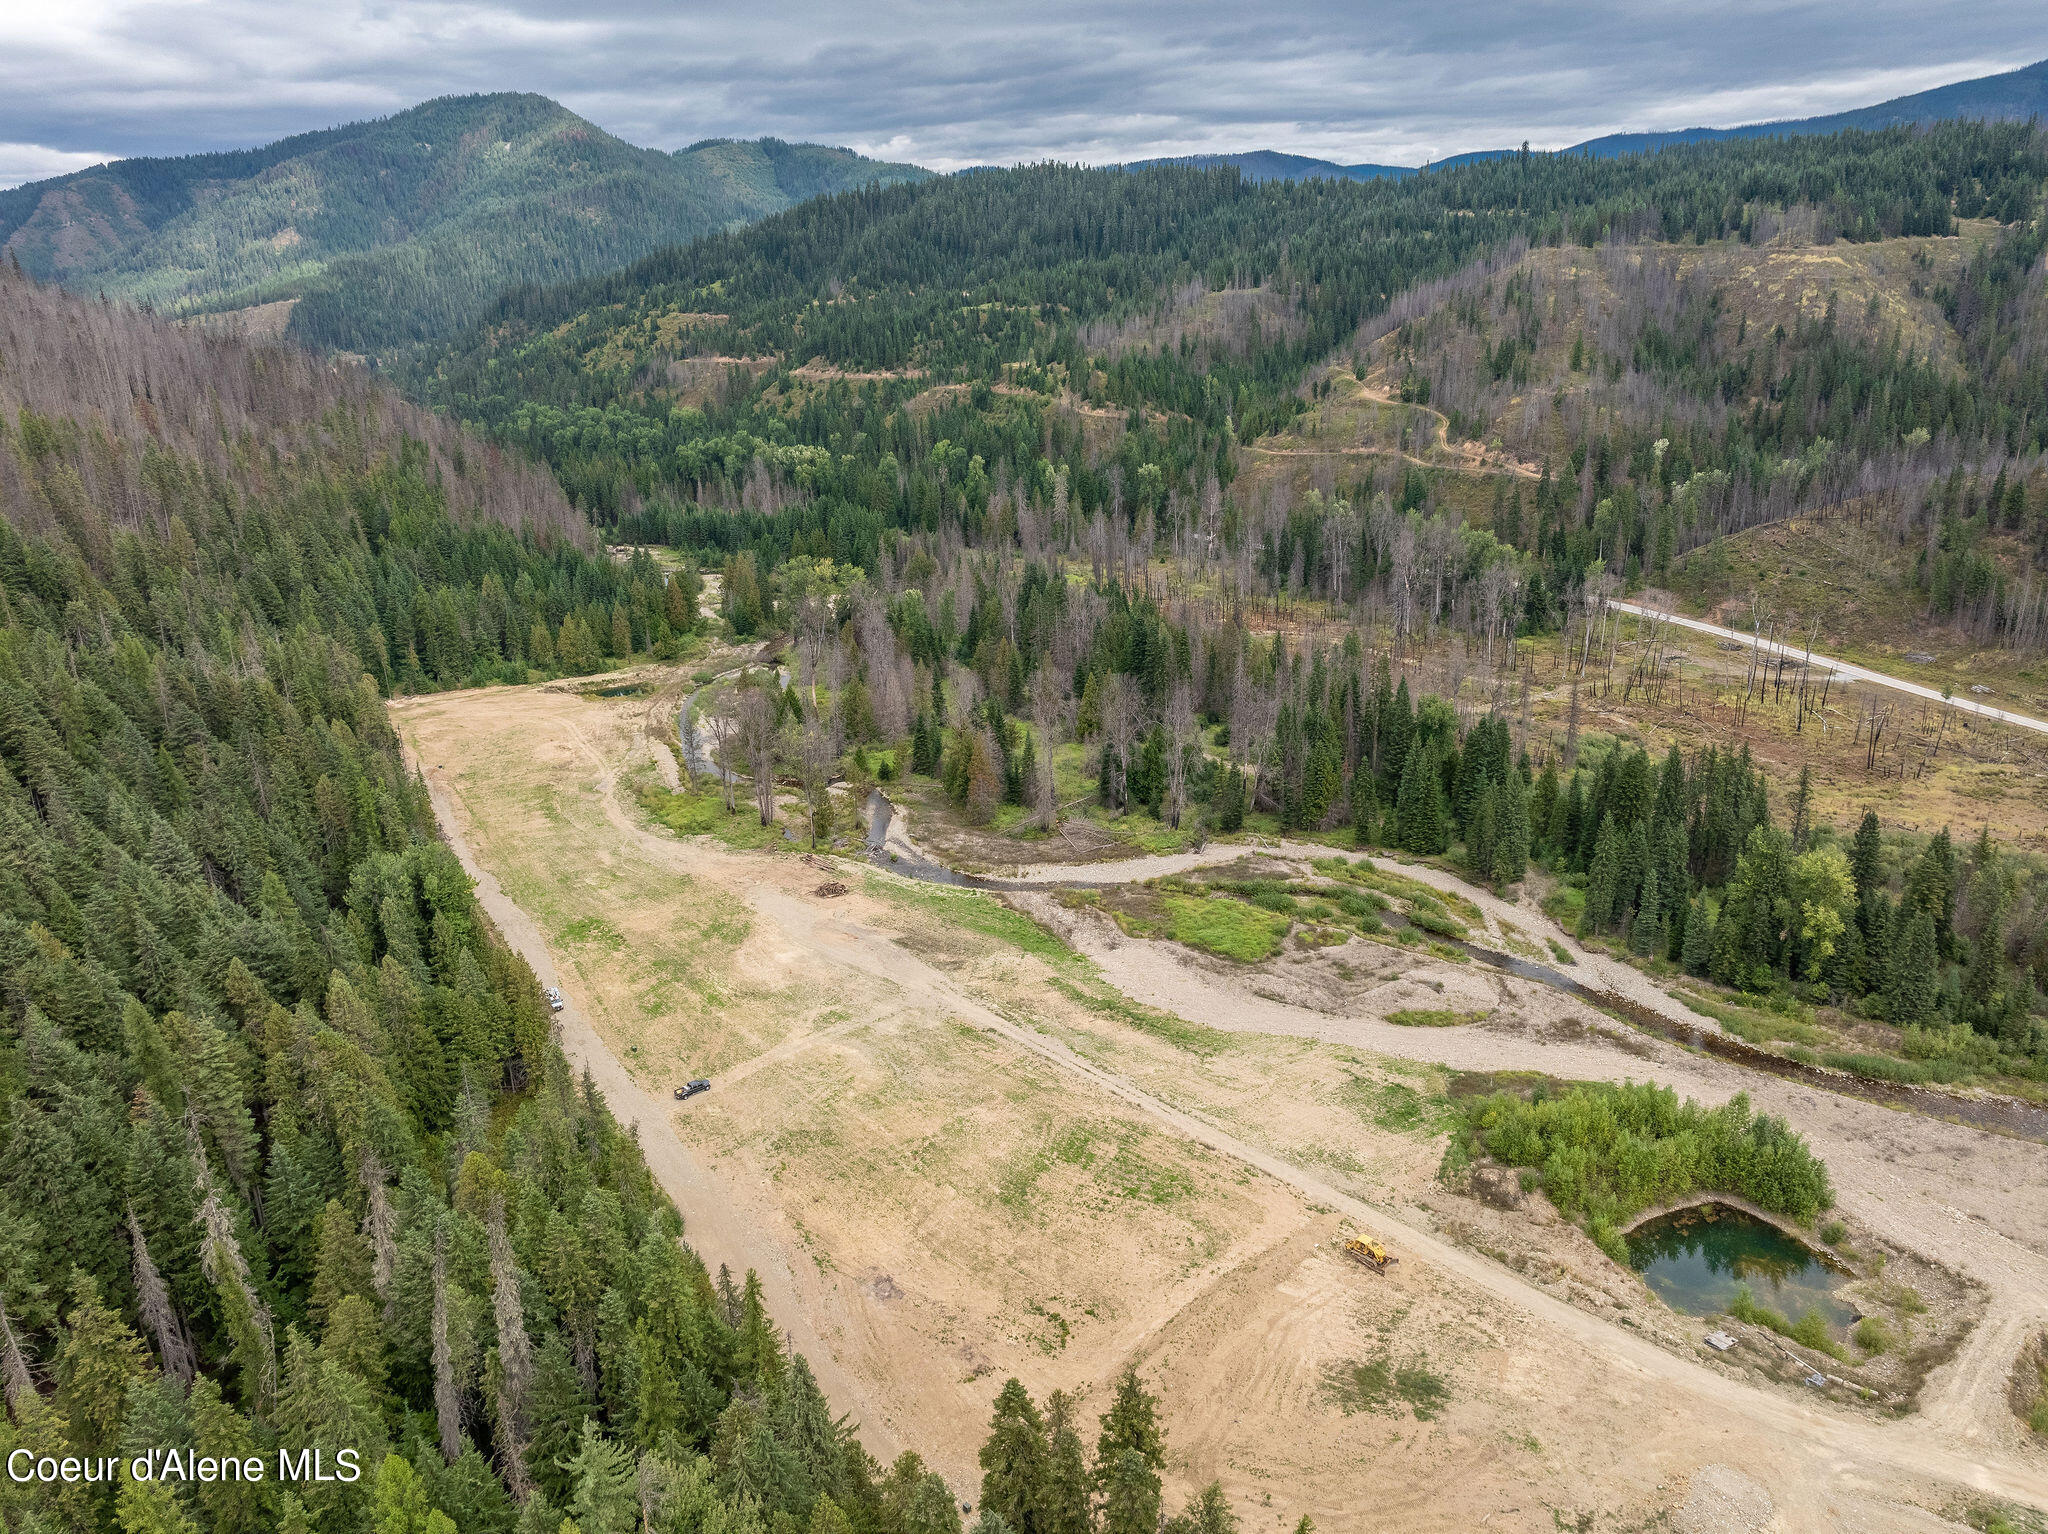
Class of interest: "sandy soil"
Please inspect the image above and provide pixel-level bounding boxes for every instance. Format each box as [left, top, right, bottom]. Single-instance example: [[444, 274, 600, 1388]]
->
[[395, 674, 2048, 1532]]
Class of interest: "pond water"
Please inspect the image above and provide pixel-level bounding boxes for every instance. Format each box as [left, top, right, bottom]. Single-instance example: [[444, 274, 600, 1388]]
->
[[1625, 1203, 1855, 1327]]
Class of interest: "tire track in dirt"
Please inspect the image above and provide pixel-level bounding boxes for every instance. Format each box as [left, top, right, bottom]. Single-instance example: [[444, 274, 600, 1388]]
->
[[404, 697, 2048, 1514], [399, 718, 906, 1469]]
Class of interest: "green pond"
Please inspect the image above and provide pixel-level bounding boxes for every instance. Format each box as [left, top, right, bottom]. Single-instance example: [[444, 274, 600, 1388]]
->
[[1625, 1203, 1855, 1327]]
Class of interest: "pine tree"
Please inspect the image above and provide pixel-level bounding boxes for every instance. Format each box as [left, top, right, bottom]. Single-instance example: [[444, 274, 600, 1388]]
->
[[526, 1333, 597, 1507], [1039, 1391, 1094, 1534], [371, 1453, 459, 1534], [1906, 828, 1958, 956], [1789, 765, 1813, 852], [1492, 765, 1529, 886], [57, 1273, 151, 1452], [1890, 909, 1939, 1026], [734, 1269, 783, 1390], [1850, 810, 1883, 897], [1961, 837, 2008, 1032], [1530, 761, 1559, 855], [1395, 743, 1448, 855], [567, 1418, 639, 1534], [1349, 766, 1378, 847], [1099, 1451, 1160, 1534], [1466, 783, 1498, 885], [978, 1379, 1048, 1534], [1096, 1365, 1165, 1474], [1581, 815, 1620, 936], [116, 1478, 204, 1534], [1630, 869, 1663, 957], [276, 1329, 387, 1532], [1165, 1483, 1238, 1534], [1554, 773, 1585, 869], [186, 1375, 271, 1534], [1680, 893, 1713, 975]]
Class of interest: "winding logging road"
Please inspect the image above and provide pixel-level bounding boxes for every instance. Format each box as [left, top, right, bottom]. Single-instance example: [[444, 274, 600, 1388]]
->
[[1609, 598, 2048, 738]]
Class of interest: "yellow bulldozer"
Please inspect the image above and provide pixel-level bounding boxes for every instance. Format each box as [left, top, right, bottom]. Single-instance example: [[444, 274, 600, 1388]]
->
[[1342, 1236, 1395, 1274]]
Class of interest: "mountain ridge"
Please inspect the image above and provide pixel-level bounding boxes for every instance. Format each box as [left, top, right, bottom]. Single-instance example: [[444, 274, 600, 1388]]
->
[[0, 91, 927, 355], [1129, 57, 2048, 182]]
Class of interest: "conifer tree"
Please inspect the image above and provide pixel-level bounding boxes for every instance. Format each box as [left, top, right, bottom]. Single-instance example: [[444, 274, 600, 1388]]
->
[[115, 1479, 202, 1534], [1581, 815, 1620, 936], [1890, 909, 1940, 1026], [1039, 1391, 1094, 1534], [1492, 766, 1529, 886], [1789, 765, 1814, 853], [1467, 783, 1498, 885], [1349, 766, 1378, 847], [1395, 743, 1449, 855], [567, 1418, 639, 1534], [371, 1454, 459, 1534], [979, 1379, 1048, 1534], [1098, 1451, 1160, 1534], [57, 1274, 150, 1453], [1631, 870, 1663, 957], [1166, 1483, 1238, 1534], [1850, 811, 1884, 897]]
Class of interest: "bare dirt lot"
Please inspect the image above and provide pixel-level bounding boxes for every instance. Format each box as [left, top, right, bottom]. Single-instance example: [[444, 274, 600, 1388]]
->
[[395, 673, 2048, 1533]]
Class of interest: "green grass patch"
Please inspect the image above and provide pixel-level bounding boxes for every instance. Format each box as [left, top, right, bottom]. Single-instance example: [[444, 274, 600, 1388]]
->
[[1386, 1008, 1488, 1028], [1542, 883, 1585, 933], [1322, 1353, 1451, 1420], [640, 785, 791, 852], [1546, 939, 1575, 965], [1045, 975, 1234, 1058], [559, 916, 625, 950], [1344, 1073, 1453, 1135], [1158, 892, 1290, 962], [1673, 988, 1829, 1049], [1314, 857, 1483, 925], [862, 876, 1079, 967]]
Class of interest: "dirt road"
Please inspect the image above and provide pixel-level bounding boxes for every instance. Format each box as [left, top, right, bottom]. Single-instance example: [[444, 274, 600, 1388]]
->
[[398, 682, 2048, 1526], [1610, 598, 2048, 737], [405, 740, 909, 1470]]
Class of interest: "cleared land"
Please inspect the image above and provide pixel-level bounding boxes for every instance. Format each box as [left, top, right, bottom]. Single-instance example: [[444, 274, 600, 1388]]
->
[[396, 673, 2048, 1532]]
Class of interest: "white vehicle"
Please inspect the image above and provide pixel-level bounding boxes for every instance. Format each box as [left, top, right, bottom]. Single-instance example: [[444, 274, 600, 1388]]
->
[[544, 987, 565, 1012]]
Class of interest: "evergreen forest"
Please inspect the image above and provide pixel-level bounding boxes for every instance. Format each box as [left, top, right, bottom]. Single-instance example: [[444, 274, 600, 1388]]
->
[[0, 267, 956, 1534]]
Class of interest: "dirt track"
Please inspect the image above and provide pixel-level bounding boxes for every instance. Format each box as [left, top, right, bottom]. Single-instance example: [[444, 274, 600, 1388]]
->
[[396, 677, 2048, 1531]]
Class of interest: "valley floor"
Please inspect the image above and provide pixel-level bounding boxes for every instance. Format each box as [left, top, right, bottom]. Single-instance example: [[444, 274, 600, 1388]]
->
[[392, 669, 2048, 1534]]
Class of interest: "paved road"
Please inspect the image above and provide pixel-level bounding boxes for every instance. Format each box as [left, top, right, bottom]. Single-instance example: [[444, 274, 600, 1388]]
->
[[1609, 599, 2048, 738]]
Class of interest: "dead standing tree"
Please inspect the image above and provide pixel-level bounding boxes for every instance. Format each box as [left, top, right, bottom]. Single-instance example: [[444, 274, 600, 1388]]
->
[[735, 682, 781, 826]]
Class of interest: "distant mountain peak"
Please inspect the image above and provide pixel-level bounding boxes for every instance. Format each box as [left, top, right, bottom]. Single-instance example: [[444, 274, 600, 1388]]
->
[[0, 95, 927, 357], [1124, 56, 2048, 184]]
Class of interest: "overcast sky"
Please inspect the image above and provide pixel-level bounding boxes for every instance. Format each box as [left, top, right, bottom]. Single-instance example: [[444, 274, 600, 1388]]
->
[[1, 1, 2042, 187]]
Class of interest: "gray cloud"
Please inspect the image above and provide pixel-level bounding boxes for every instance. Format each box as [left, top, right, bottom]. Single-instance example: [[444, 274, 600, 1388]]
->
[[0, 1, 2040, 185]]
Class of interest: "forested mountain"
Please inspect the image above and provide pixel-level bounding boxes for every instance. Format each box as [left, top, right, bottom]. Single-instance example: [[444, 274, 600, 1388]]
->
[[1571, 56, 2048, 159], [1130, 58, 2048, 181], [421, 119, 2045, 521], [0, 265, 973, 1532], [0, 93, 925, 357], [1123, 151, 1415, 182]]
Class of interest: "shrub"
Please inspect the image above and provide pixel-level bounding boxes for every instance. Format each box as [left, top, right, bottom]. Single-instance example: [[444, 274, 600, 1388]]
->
[[1854, 1317, 1893, 1355], [1728, 1286, 1847, 1361], [1387, 1008, 1487, 1028], [1454, 1081, 1834, 1229]]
